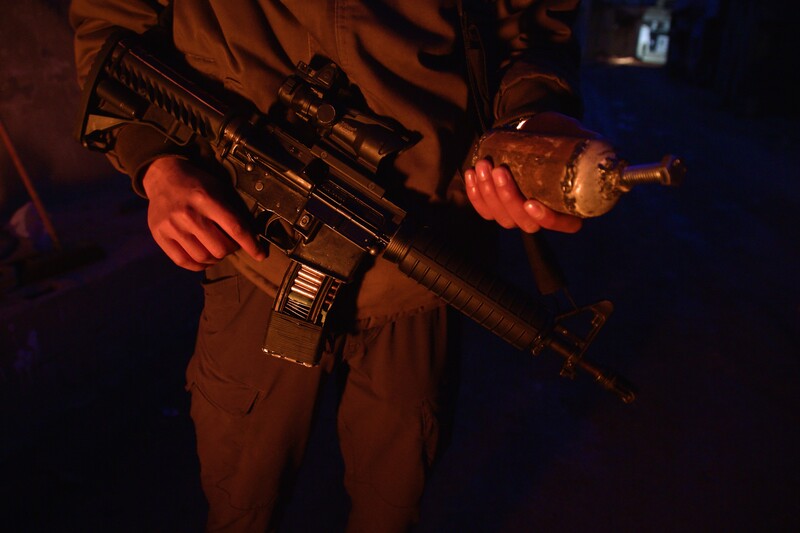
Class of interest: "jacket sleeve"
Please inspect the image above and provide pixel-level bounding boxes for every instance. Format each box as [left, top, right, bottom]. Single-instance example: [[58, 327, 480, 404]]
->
[[70, 0, 181, 196], [490, 0, 584, 127]]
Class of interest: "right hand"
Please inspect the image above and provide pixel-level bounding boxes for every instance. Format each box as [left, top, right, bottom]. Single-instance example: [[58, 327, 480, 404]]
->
[[463, 112, 600, 234], [464, 159, 583, 234], [142, 156, 266, 271]]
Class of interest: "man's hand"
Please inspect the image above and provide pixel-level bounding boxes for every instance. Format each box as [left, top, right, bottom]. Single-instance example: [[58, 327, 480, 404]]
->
[[464, 159, 582, 234], [142, 156, 266, 271]]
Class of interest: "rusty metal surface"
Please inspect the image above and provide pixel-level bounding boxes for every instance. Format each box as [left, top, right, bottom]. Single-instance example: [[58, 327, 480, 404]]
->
[[473, 130, 624, 217]]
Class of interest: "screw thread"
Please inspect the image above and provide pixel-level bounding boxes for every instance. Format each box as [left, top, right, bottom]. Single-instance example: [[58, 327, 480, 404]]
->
[[621, 164, 667, 187], [620, 155, 684, 189]]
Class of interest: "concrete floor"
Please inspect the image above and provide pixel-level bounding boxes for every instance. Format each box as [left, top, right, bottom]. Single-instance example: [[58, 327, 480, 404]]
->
[[1, 63, 798, 532]]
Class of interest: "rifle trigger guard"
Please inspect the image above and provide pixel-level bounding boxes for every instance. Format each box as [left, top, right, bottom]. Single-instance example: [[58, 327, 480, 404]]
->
[[253, 211, 300, 253]]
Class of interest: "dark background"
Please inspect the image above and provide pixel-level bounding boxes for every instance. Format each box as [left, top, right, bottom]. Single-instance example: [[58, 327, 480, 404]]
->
[[2, 1, 798, 531]]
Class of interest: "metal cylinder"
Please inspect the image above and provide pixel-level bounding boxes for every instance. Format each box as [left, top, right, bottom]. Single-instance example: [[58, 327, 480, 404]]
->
[[469, 130, 626, 218]]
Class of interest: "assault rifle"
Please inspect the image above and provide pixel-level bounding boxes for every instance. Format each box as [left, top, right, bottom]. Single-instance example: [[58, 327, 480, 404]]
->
[[76, 31, 635, 403]]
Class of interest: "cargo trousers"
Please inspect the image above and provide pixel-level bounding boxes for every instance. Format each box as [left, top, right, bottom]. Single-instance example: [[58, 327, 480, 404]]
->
[[185, 260, 455, 532]]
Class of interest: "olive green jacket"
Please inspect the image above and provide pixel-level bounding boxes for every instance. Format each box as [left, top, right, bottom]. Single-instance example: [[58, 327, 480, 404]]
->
[[70, 0, 582, 320]]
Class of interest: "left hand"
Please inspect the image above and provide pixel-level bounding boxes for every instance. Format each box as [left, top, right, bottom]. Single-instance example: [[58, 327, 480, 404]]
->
[[464, 159, 582, 234]]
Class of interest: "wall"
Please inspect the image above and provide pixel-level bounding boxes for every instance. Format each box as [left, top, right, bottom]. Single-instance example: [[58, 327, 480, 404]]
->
[[0, 0, 111, 216], [584, 0, 800, 117]]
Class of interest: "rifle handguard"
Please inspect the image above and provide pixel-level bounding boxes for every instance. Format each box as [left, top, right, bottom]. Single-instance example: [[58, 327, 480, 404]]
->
[[384, 226, 636, 404]]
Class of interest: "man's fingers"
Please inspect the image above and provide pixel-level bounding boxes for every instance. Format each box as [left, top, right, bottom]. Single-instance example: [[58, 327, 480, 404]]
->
[[206, 201, 266, 261], [490, 166, 542, 233], [157, 236, 209, 272], [155, 220, 226, 267], [464, 168, 493, 220], [474, 160, 515, 228], [466, 159, 584, 234], [524, 200, 583, 233], [144, 156, 266, 270]]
